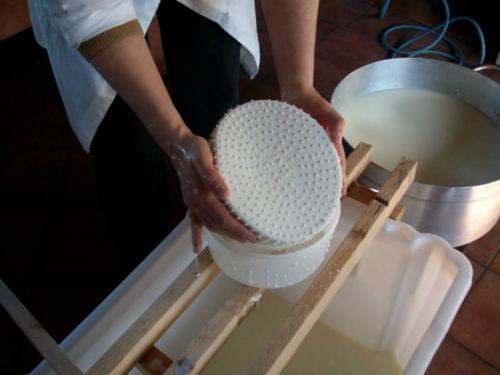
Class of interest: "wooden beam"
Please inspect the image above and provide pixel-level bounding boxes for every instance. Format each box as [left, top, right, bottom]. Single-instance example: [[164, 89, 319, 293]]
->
[[0, 280, 83, 375], [247, 159, 417, 375], [347, 181, 375, 204], [375, 159, 416, 206], [137, 346, 173, 375], [87, 250, 220, 375], [344, 142, 373, 188], [348, 182, 405, 221], [390, 203, 406, 221], [165, 286, 265, 375]]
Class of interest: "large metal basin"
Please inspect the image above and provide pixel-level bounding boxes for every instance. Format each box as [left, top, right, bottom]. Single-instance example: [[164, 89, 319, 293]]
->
[[331, 58, 500, 246]]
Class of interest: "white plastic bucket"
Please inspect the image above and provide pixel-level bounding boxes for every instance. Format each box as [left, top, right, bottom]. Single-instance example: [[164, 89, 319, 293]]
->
[[206, 205, 341, 288]]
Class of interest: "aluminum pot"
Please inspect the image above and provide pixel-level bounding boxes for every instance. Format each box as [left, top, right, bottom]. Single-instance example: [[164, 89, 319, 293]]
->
[[331, 58, 500, 247]]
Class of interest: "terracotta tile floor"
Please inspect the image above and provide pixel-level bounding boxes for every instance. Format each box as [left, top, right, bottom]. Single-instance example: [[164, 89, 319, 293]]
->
[[1, 0, 499, 373]]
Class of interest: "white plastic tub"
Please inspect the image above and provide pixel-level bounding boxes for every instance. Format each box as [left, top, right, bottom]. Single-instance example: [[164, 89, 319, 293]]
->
[[31, 198, 472, 375], [274, 198, 473, 374]]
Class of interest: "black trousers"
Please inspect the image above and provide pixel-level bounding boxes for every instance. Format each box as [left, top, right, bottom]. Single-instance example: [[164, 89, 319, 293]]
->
[[90, 0, 241, 261]]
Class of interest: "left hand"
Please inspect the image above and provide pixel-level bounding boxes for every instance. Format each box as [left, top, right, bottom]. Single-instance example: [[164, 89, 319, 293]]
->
[[282, 86, 347, 195]]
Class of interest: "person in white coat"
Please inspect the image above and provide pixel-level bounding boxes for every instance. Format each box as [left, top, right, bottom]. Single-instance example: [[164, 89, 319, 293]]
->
[[28, 0, 346, 259]]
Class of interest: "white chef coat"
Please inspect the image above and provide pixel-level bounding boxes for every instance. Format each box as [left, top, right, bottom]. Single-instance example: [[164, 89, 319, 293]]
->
[[28, 0, 260, 152]]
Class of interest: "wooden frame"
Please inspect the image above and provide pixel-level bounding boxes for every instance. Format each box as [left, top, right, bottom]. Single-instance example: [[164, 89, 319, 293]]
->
[[146, 142, 415, 375], [247, 158, 416, 374], [1, 142, 416, 375]]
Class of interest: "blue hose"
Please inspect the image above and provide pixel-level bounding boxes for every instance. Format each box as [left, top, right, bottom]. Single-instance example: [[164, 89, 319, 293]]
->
[[379, 0, 486, 66]]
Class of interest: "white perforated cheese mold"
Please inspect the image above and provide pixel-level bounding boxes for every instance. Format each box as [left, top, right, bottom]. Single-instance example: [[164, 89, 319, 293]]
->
[[206, 100, 342, 288]]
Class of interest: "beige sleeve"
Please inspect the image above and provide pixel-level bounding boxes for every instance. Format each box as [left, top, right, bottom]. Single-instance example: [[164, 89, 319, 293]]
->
[[78, 19, 143, 61]]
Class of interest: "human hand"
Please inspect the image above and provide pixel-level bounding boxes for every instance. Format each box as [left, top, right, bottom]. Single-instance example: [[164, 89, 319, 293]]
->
[[166, 132, 258, 253], [282, 86, 347, 195]]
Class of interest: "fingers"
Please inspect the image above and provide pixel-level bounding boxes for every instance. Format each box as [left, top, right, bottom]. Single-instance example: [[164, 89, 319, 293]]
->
[[181, 143, 256, 244], [191, 138, 229, 200], [196, 193, 258, 243], [190, 211, 203, 254], [184, 165, 257, 243]]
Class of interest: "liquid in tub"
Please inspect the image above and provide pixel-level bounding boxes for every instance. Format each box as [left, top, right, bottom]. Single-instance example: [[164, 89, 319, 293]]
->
[[202, 293, 402, 375]]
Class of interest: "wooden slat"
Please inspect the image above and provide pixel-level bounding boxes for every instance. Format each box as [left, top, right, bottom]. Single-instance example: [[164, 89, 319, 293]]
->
[[247, 158, 417, 375], [375, 159, 416, 206], [87, 250, 220, 375], [344, 142, 373, 188], [390, 203, 406, 221], [348, 182, 405, 220], [137, 346, 173, 375], [347, 181, 375, 204], [0, 280, 83, 375], [165, 286, 265, 375]]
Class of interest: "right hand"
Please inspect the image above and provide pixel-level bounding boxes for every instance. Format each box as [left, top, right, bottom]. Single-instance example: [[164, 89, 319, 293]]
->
[[166, 132, 258, 253]]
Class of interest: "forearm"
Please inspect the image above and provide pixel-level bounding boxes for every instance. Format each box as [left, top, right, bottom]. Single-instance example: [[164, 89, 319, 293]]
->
[[89, 33, 192, 153], [260, 0, 319, 99]]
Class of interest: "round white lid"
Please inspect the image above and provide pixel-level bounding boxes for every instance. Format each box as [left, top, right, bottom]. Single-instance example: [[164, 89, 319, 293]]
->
[[212, 100, 341, 247]]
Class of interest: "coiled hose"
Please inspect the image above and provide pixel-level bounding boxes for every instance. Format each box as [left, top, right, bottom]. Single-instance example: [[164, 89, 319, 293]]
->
[[379, 0, 486, 66]]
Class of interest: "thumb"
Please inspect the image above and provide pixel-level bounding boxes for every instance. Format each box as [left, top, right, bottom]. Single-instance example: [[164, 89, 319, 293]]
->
[[189, 211, 203, 254], [333, 141, 347, 195]]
